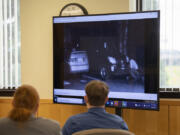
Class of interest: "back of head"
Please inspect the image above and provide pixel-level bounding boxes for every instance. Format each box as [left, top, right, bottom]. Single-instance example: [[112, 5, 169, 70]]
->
[[9, 84, 39, 123], [85, 80, 109, 106]]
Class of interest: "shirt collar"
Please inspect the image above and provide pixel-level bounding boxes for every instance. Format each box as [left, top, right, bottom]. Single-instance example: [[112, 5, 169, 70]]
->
[[88, 107, 106, 113]]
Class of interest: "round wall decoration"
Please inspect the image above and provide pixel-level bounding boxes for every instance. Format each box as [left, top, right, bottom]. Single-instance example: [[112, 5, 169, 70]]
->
[[60, 3, 88, 16]]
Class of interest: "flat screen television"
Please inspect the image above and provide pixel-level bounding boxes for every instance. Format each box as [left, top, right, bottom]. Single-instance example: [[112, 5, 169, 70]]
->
[[53, 11, 160, 110]]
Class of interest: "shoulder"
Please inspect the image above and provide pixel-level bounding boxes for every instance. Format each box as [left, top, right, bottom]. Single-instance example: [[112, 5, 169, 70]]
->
[[62, 113, 87, 135], [36, 117, 60, 126], [0, 117, 8, 122], [35, 117, 61, 131], [63, 112, 88, 129], [107, 113, 128, 130], [66, 112, 88, 123], [107, 112, 125, 122], [0, 117, 14, 131], [0, 117, 11, 125], [109, 113, 123, 119]]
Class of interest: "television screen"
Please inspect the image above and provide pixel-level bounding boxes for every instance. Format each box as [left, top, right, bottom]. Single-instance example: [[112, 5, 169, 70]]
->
[[53, 11, 160, 110]]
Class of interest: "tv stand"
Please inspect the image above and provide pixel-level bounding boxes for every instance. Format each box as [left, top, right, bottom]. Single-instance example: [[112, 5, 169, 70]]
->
[[115, 108, 122, 117]]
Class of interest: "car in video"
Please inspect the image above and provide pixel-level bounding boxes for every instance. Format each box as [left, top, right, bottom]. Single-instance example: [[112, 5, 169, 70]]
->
[[88, 50, 140, 81], [66, 50, 89, 74]]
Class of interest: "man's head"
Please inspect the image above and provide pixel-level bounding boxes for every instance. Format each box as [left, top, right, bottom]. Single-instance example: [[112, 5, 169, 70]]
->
[[84, 80, 109, 107]]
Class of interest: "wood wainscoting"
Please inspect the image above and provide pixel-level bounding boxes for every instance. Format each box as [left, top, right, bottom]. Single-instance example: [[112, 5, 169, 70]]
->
[[0, 98, 180, 135]]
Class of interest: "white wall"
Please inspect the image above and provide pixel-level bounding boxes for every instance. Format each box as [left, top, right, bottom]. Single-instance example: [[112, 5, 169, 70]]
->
[[21, 0, 129, 99]]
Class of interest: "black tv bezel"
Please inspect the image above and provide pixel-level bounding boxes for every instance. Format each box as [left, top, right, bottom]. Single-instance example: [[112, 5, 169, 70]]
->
[[52, 10, 160, 111]]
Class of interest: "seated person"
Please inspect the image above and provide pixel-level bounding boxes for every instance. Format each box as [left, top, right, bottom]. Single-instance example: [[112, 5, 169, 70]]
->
[[62, 80, 128, 135], [0, 85, 62, 135]]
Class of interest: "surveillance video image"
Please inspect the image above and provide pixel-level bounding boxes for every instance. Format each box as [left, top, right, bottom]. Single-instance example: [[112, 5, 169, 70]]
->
[[62, 20, 146, 93]]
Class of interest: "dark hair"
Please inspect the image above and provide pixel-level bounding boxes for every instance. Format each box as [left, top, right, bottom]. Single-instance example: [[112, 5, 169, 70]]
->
[[85, 80, 109, 106], [8, 85, 39, 122]]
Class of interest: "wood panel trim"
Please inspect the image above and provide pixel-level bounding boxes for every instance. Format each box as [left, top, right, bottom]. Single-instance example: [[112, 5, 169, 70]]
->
[[30, 98, 180, 106], [0, 99, 53, 104], [0, 99, 12, 103], [0, 98, 180, 105], [40, 99, 53, 104], [160, 98, 180, 106]]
